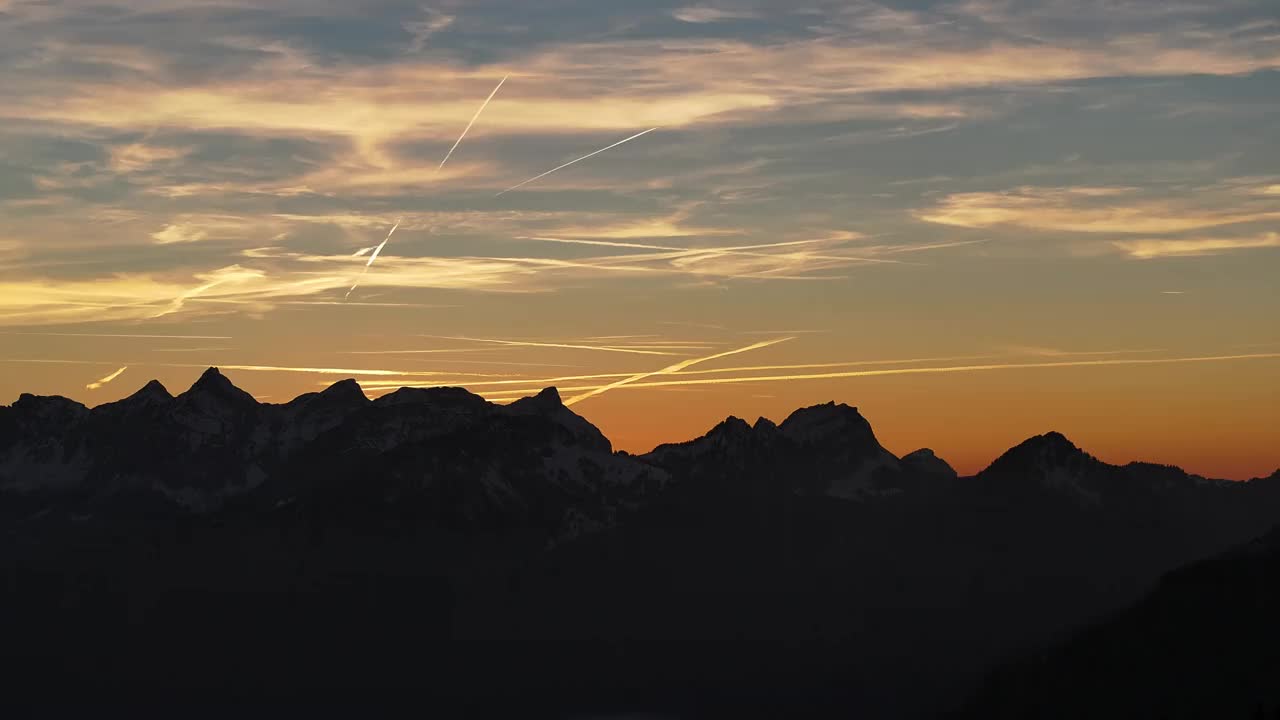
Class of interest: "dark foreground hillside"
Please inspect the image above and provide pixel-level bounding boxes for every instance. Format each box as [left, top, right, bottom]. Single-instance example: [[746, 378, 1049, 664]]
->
[[2, 369, 1278, 717], [958, 525, 1280, 719]]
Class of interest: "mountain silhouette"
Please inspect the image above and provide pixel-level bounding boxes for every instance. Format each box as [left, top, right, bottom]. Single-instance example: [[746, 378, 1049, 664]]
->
[[1, 369, 1278, 717]]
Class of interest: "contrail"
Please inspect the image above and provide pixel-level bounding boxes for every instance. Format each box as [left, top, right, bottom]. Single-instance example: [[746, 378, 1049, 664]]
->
[[496, 127, 660, 196], [439, 74, 507, 170], [86, 366, 127, 390], [346, 218, 401, 299], [355, 355, 998, 390], [426, 335, 680, 356], [519, 236, 839, 252], [564, 337, 794, 406], [339, 347, 506, 355], [0, 358, 508, 378], [488, 352, 1280, 400], [0, 332, 233, 339], [515, 235, 906, 267]]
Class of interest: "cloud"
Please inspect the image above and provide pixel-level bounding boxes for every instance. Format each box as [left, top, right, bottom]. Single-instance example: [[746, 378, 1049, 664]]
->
[[403, 8, 455, 52], [149, 215, 271, 244], [917, 186, 1280, 234], [150, 224, 208, 245], [85, 365, 127, 390], [548, 219, 741, 240], [1113, 232, 1280, 259], [3, 13, 1276, 157], [672, 7, 760, 23], [110, 143, 191, 173]]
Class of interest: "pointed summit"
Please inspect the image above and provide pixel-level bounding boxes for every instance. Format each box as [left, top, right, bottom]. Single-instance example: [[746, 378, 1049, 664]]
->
[[283, 378, 368, 417], [979, 431, 1103, 505], [506, 387, 563, 414], [521, 386, 564, 410], [708, 416, 752, 438], [505, 387, 610, 453], [996, 431, 1086, 468], [136, 379, 172, 399], [318, 378, 367, 404], [181, 367, 257, 409], [126, 379, 173, 405], [191, 366, 229, 389], [94, 378, 172, 415], [1031, 431, 1078, 452]]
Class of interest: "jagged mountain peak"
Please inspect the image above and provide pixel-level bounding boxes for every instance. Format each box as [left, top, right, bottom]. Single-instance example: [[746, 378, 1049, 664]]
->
[[317, 378, 367, 403], [507, 386, 564, 412], [712, 415, 752, 435], [778, 401, 878, 448], [506, 387, 611, 453], [282, 378, 368, 416], [1002, 431, 1086, 464], [189, 367, 239, 393], [983, 431, 1092, 475], [1033, 430, 1078, 450], [179, 367, 258, 409], [135, 379, 172, 399], [94, 379, 173, 415]]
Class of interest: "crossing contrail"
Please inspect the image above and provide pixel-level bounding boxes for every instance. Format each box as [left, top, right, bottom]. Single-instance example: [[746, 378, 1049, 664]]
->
[[487, 352, 1280, 401], [496, 127, 660, 196], [86, 366, 127, 390], [439, 74, 508, 170], [564, 336, 793, 406], [346, 219, 400, 299]]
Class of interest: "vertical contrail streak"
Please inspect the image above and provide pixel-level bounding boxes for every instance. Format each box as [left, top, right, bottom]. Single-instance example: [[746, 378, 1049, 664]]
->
[[438, 74, 508, 170], [564, 336, 794, 406], [346, 219, 400, 299], [86, 366, 127, 390], [496, 127, 660, 196]]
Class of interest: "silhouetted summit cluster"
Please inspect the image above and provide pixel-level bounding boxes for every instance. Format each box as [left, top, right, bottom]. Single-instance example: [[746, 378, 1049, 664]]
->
[[2, 370, 1278, 718]]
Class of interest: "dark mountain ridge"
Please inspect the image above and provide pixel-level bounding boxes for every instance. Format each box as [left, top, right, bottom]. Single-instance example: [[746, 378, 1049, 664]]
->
[[2, 369, 1278, 717]]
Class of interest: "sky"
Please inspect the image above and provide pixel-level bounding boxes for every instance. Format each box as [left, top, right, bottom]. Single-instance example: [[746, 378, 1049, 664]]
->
[[1, 0, 1278, 478]]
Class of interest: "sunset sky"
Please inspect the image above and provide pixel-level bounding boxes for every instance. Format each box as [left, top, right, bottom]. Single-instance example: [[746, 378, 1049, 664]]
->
[[1, 0, 1277, 478]]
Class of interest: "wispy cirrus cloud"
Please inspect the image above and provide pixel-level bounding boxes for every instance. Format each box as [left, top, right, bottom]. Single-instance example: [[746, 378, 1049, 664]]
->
[[917, 185, 1280, 234], [671, 6, 761, 23], [1114, 232, 1280, 259]]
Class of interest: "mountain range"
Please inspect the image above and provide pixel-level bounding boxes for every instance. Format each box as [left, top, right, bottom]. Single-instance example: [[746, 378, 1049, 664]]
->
[[2, 368, 1278, 717]]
